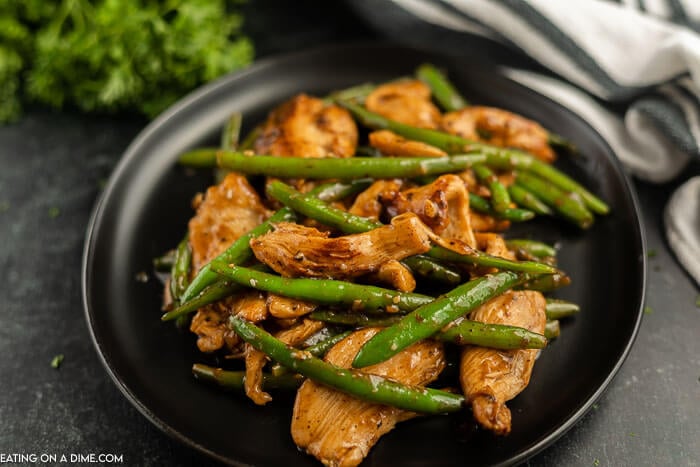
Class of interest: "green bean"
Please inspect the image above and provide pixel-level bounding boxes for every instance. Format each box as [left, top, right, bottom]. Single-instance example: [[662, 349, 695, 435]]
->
[[473, 164, 511, 213], [401, 255, 462, 285], [209, 262, 434, 313], [161, 280, 242, 322], [229, 315, 465, 414], [215, 112, 243, 182], [352, 272, 526, 368], [310, 311, 547, 350], [215, 150, 485, 179], [508, 184, 553, 216], [338, 101, 609, 215], [544, 320, 561, 340], [178, 149, 218, 167], [153, 250, 176, 271], [354, 145, 384, 158], [469, 192, 492, 213], [305, 330, 353, 356], [424, 245, 553, 274], [192, 364, 303, 391], [266, 181, 557, 275], [518, 271, 571, 293], [514, 173, 594, 229], [547, 133, 577, 153], [470, 192, 535, 222], [309, 310, 402, 327], [326, 82, 377, 104], [238, 124, 261, 151], [438, 318, 547, 349], [170, 234, 192, 302], [272, 330, 354, 377], [545, 298, 580, 320], [181, 180, 372, 302], [221, 113, 243, 150], [505, 239, 557, 259], [484, 149, 609, 215], [415, 63, 469, 111]]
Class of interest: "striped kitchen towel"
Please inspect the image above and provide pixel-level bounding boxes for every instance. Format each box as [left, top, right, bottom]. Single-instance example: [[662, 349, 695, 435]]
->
[[351, 0, 700, 285]]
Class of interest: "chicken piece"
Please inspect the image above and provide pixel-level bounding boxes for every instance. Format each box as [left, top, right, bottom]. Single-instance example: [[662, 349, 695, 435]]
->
[[368, 130, 447, 157], [348, 179, 403, 219], [267, 294, 317, 319], [244, 345, 271, 405], [188, 172, 270, 271], [190, 291, 267, 353], [250, 213, 432, 280], [186, 173, 270, 353], [374, 260, 416, 292], [365, 80, 442, 129], [244, 319, 324, 405], [460, 291, 547, 435], [292, 328, 446, 467], [470, 211, 510, 232], [474, 232, 516, 261], [276, 318, 325, 347], [384, 174, 477, 248], [254, 94, 358, 158], [442, 106, 555, 162]]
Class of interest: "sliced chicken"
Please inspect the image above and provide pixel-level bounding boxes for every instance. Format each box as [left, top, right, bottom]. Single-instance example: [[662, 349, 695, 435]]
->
[[365, 80, 442, 129], [244, 345, 271, 405], [244, 319, 324, 406], [188, 172, 271, 271], [250, 213, 432, 280], [292, 327, 446, 467], [190, 291, 267, 353], [474, 232, 516, 261], [374, 260, 416, 292], [442, 106, 555, 162], [369, 130, 446, 157], [348, 179, 403, 220], [187, 173, 270, 353], [254, 94, 358, 158], [459, 291, 547, 435], [267, 294, 317, 319], [384, 174, 477, 248], [470, 211, 510, 232]]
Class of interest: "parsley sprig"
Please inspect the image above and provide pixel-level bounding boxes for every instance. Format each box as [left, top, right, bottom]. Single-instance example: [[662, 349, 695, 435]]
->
[[0, 0, 253, 122]]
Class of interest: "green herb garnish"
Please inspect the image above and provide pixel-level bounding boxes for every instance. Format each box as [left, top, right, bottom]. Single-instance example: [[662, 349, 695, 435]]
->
[[0, 0, 253, 123]]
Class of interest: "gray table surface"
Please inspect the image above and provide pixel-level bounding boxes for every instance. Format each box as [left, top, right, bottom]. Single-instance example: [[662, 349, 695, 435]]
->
[[1, 2, 698, 466]]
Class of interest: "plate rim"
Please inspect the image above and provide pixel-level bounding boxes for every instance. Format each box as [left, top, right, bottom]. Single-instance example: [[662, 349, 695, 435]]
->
[[81, 40, 647, 467]]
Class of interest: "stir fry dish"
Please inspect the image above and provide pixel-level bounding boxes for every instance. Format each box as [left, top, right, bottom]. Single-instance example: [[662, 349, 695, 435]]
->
[[155, 63, 605, 466]]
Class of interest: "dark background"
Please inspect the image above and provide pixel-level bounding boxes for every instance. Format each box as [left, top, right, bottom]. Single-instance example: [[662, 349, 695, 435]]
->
[[1, 2, 698, 466]]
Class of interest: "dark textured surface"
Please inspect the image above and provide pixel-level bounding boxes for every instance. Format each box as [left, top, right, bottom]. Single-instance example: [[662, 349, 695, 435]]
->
[[1, 1, 698, 466]]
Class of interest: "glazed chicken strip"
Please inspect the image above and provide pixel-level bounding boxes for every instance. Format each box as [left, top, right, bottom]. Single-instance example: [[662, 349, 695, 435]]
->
[[249, 213, 432, 280], [245, 319, 324, 406], [190, 291, 267, 353], [365, 80, 442, 129], [442, 106, 555, 163], [187, 173, 270, 352], [254, 93, 358, 158], [459, 291, 547, 435], [368, 130, 447, 157], [384, 174, 477, 248], [348, 179, 403, 219], [267, 294, 317, 319], [292, 327, 446, 467], [189, 172, 270, 271]]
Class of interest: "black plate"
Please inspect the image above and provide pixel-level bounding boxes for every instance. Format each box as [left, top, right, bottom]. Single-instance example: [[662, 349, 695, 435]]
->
[[82, 43, 645, 466]]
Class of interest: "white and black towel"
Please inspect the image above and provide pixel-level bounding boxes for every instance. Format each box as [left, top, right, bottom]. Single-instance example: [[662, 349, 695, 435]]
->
[[351, 0, 700, 285]]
